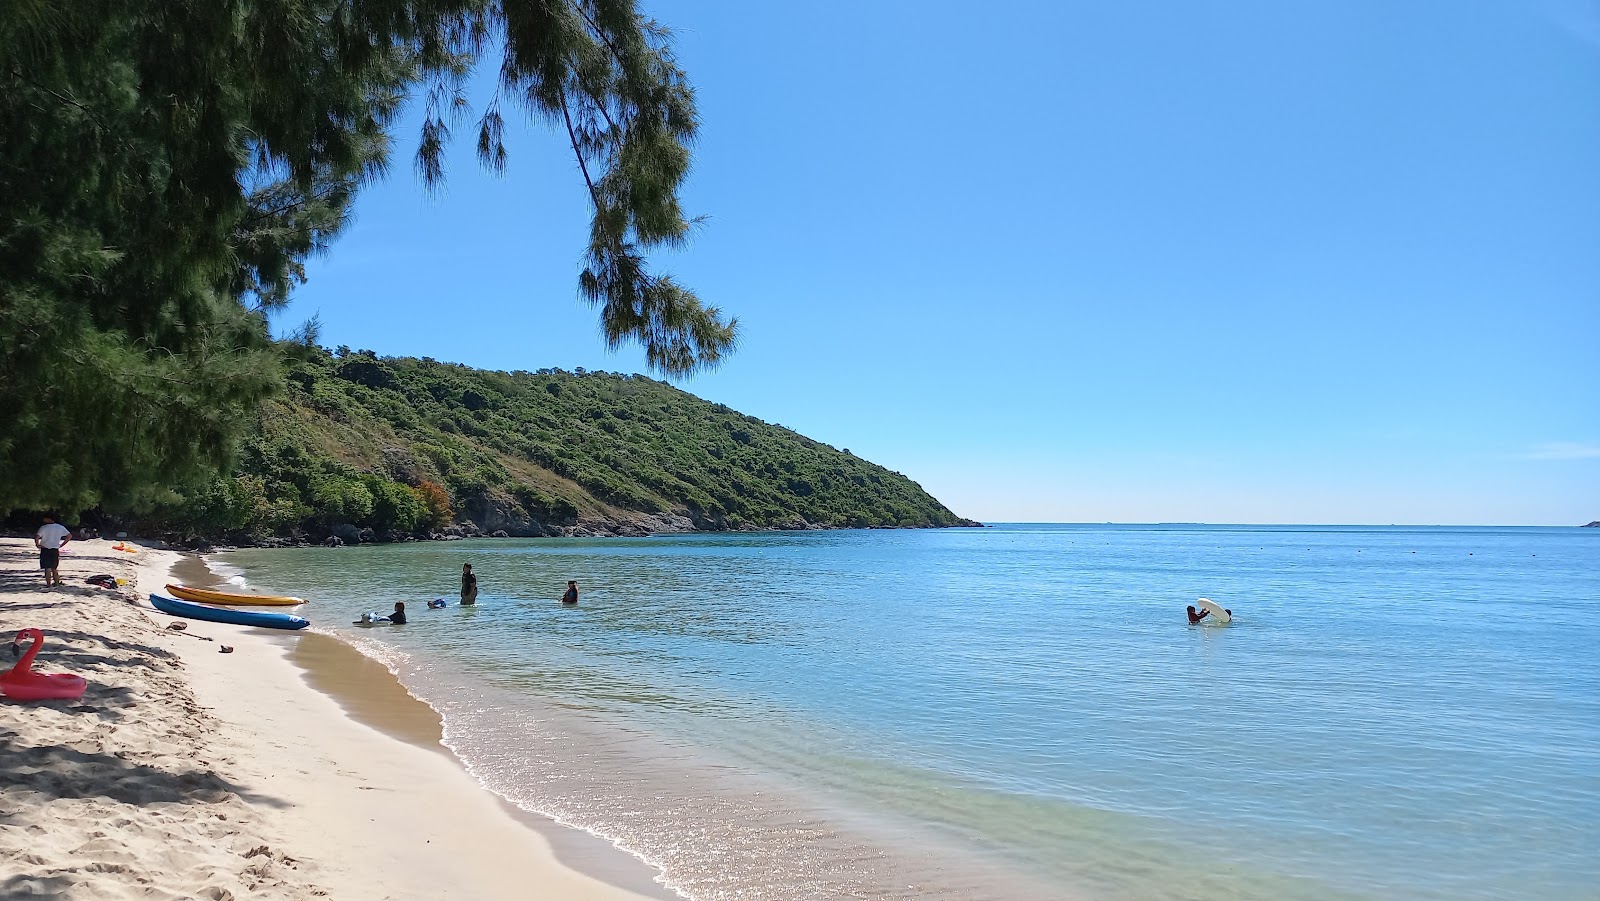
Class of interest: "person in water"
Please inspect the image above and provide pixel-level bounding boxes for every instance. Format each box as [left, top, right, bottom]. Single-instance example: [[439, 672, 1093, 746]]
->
[[427, 598, 448, 609], [561, 580, 578, 605], [1186, 605, 1232, 624], [386, 601, 407, 624], [460, 563, 478, 606]]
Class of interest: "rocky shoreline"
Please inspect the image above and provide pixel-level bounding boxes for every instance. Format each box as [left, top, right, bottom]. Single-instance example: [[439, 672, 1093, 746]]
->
[[260, 510, 983, 550], [8, 511, 983, 553]]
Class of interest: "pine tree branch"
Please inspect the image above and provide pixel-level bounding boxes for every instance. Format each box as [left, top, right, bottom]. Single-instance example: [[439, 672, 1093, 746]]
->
[[558, 90, 609, 234], [238, 184, 343, 228]]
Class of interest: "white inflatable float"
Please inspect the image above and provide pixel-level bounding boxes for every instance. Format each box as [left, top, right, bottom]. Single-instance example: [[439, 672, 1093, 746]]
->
[[1197, 598, 1231, 624]]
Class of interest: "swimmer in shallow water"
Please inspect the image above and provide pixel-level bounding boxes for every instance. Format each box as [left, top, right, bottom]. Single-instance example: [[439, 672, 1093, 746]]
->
[[1187, 604, 1231, 624]]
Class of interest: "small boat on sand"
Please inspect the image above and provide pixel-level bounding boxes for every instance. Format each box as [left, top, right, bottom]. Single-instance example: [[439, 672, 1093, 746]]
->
[[150, 594, 310, 631], [166, 583, 305, 607]]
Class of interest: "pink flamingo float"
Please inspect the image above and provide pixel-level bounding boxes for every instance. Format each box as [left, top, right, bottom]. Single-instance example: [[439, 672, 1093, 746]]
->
[[1, 628, 88, 702]]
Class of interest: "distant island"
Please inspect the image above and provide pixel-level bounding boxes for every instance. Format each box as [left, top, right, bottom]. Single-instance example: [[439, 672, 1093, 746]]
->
[[1584, 521, 1600, 528], [142, 348, 979, 546]]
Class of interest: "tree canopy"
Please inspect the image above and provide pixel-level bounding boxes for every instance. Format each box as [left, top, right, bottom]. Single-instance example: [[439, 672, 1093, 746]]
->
[[0, 0, 734, 514]]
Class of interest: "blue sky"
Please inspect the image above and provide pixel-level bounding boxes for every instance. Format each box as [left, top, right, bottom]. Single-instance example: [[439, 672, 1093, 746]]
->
[[285, 0, 1599, 525]]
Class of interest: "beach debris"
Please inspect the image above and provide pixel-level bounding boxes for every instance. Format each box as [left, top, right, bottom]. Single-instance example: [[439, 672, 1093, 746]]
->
[[164, 623, 216, 643], [220, 646, 234, 654]]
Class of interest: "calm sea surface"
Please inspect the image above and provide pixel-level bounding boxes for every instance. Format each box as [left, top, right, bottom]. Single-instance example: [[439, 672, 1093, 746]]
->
[[217, 524, 1599, 900]]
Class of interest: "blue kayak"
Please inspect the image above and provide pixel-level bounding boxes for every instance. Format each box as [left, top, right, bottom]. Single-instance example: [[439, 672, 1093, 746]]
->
[[149, 593, 310, 631]]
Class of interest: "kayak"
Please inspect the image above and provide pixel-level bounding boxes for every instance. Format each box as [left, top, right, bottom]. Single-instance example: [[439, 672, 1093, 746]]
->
[[166, 583, 305, 607], [150, 593, 311, 631]]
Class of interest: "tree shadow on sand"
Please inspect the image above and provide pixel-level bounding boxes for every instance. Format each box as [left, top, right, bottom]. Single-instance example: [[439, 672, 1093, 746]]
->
[[0, 734, 290, 821], [0, 684, 139, 723], [0, 600, 77, 615], [0, 569, 53, 595], [5, 628, 179, 663], [0, 873, 77, 897]]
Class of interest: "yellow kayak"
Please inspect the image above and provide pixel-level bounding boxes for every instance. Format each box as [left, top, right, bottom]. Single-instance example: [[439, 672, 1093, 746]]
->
[[166, 583, 306, 607]]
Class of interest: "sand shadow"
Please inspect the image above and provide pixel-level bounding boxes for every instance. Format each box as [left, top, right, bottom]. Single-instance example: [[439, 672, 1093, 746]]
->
[[0, 600, 77, 615], [1, 685, 142, 722], [0, 734, 291, 817], [0, 873, 76, 897], [0, 570, 51, 594], [17, 628, 178, 662]]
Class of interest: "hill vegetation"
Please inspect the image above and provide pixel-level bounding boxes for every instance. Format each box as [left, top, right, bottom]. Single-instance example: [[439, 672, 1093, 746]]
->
[[150, 347, 975, 542]]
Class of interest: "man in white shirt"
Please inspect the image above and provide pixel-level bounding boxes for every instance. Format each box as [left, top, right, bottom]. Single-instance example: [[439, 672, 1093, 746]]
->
[[34, 515, 71, 587]]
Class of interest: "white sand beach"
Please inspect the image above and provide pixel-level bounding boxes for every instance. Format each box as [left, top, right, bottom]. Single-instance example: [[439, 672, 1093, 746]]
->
[[0, 537, 667, 900]]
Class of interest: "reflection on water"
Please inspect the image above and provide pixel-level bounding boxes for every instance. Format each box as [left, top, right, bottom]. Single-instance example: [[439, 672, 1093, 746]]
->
[[219, 525, 1600, 900]]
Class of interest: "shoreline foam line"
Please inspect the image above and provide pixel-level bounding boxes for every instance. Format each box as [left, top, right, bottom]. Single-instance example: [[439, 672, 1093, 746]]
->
[[183, 551, 679, 900]]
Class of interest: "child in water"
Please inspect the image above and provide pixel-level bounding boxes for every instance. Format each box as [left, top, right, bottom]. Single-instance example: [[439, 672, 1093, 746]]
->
[[1186, 604, 1231, 624]]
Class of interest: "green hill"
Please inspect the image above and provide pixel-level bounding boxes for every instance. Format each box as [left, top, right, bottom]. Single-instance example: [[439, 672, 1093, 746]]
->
[[160, 348, 976, 542]]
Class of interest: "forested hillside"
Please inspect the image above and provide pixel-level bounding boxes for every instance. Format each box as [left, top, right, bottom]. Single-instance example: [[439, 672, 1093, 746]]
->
[[155, 348, 975, 542]]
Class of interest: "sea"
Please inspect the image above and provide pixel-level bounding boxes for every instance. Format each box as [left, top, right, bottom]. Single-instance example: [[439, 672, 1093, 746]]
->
[[214, 524, 1599, 900]]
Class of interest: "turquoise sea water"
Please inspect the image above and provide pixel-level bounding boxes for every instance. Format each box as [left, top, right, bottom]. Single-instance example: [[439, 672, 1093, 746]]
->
[[218, 525, 1599, 900]]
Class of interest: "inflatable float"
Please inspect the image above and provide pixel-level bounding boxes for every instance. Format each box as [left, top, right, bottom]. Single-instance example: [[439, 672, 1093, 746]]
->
[[151, 594, 310, 631], [166, 583, 305, 607], [2, 629, 88, 701]]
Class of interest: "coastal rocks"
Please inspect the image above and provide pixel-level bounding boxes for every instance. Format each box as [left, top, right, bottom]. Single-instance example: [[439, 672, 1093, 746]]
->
[[552, 512, 699, 539], [631, 512, 696, 533], [323, 536, 344, 547], [490, 530, 510, 538], [464, 496, 545, 536], [330, 523, 361, 544]]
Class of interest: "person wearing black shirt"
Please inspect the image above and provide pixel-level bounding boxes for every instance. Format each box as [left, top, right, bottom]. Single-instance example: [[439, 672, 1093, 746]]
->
[[461, 563, 478, 606]]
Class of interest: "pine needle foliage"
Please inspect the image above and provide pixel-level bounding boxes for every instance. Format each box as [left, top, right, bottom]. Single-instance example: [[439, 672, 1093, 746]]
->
[[1, 1, 732, 515]]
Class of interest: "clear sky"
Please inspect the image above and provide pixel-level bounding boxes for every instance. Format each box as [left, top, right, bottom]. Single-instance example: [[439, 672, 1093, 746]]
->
[[285, 0, 1599, 525]]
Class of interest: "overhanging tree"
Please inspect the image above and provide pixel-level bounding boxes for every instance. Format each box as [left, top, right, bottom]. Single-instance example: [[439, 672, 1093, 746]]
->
[[0, 0, 735, 514]]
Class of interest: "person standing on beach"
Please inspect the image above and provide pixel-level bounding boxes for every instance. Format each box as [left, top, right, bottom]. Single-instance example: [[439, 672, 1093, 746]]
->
[[34, 515, 71, 587], [460, 563, 478, 605], [561, 580, 578, 605]]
